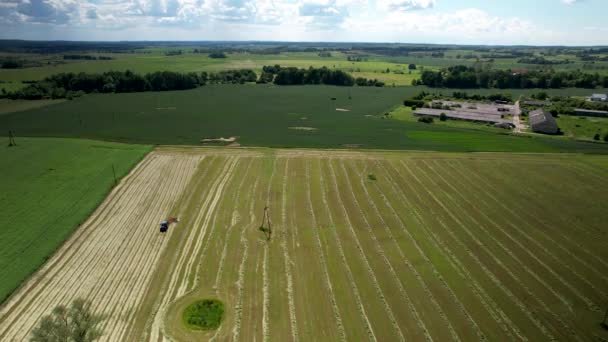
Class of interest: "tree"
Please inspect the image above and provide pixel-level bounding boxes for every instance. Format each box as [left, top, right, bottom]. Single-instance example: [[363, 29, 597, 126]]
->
[[30, 298, 105, 342], [594, 133, 600, 141], [604, 133, 608, 142], [439, 113, 447, 121], [408, 64, 417, 70]]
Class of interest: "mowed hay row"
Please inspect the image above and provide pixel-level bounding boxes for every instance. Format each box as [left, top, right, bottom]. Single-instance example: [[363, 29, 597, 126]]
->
[[0, 152, 201, 342], [3, 148, 608, 342]]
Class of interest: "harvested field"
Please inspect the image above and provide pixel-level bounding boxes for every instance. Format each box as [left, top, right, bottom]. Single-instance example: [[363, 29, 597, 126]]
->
[[2, 147, 608, 341]]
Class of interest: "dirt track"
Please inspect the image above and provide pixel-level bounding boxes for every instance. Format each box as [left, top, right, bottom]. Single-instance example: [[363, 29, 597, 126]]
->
[[0, 152, 200, 341]]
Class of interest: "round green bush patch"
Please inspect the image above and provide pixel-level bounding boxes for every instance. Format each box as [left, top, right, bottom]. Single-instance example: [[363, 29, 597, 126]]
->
[[182, 299, 224, 330]]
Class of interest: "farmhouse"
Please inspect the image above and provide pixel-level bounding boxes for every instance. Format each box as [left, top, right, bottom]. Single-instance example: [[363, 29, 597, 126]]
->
[[573, 108, 608, 117], [589, 93, 608, 102], [528, 109, 559, 134]]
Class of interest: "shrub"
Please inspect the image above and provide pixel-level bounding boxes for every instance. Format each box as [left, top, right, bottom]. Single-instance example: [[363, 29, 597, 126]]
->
[[604, 133, 608, 142], [183, 299, 224, 330], [368, 174, 377, 181], [594, 133, 600, 141], [418, 116, 434, 124], [439, 113, 447, 121], [403, 99, 425, 107]]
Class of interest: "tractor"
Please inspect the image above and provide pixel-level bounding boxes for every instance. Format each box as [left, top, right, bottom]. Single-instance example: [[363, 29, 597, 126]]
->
[[160, 217, 179, 233]]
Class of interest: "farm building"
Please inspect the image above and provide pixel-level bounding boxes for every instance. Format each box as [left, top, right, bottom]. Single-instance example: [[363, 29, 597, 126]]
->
[[573, 108, 608, 117], [589, 94, 608, 102], [414, 108, 512, 124], [529, 109, 559, 134]]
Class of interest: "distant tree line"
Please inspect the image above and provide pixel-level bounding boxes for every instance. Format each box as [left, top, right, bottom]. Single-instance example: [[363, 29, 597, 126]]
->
[[517, 56, 571, 65], [415, 65, 608, 89], [1, 59, 22, 69], [208, 52, 227, 58], [0, 69, 260, 100], [63, 55, 113, 60], [258, 65, 384, 87]]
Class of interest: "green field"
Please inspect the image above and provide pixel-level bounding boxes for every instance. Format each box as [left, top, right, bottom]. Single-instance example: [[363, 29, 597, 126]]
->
[[1, 85, 608, 153], [138, 149, 608, 341], [0, 137, 151, 302], [556, 115, 608, 141]]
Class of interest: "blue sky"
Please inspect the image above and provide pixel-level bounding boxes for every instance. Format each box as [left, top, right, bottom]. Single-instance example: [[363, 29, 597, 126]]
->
[[0, 0, 606, 45]]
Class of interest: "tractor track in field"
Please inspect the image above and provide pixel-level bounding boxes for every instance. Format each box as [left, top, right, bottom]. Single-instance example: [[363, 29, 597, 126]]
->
[[457, 159, 608, 281], [444, 160, 608, 301], [402, 161, 557, 341], [304, 160, 347, 342], [327, 159, 404, 341], [351, 159, 459, 342], [0, 153, 198, 341], [416, 161, 584, 340], [372, 160, 485, 341], [386, 160, 522, 340], [318, 159, 377, 342]]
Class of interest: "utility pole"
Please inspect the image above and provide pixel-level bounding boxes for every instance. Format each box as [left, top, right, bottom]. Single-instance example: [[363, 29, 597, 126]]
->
[[259, 206, 272, 241], [8, 130, 16, 147], [112, 164, 117, 186]]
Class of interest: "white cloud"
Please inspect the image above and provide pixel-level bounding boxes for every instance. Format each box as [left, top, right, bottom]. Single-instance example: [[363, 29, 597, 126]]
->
[[377, 0, 434, 12], [561, 0, 579, 4]]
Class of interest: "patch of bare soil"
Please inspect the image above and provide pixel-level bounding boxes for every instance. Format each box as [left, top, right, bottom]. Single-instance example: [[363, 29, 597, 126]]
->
[[336, 108, 351, 112], [227, 142, 241, 147], [288, 127, 318, 131], [342, 144, 362, 148], [201, 136, 238, 143]]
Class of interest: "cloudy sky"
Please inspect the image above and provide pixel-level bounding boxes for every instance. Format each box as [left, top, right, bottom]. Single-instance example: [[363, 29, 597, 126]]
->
[[0, 0, 606, 45]]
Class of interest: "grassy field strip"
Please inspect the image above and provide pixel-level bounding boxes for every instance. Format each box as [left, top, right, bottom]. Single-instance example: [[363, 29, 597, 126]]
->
[[452, 159, 608, 265], [290, 158, 342, 340], [497, 161, 606, 240], [339, 160, 429, 341], [311, 158, 377, 341], [280, 159, 299, 342], [101, 156, 194, 341], [371, 160, 486, 341], [351, 159, 460, 342], [416, 161, 585, 340], [182, 157, 240, 295], [208, 158, 260, 342], [163, 156, 240, 340], [0, 153, 153, 324], [304, 160, 347, 341], [0, 153, 197, 341], [318, 158, 378, 341], [402, 161, 560, 340], [213, 158, 253, 295], [385, 160, 527, 340], [326, 159, 406, 341], [440, 161, 608, 305], [0, 154, 155, 340], [261, 157, 276, 342], [419, 160, 581, 310], [111, 156, 204, 341], [4, 154, 166, 340], [233, 159, 264, 341], [467, 160, 608, 273], [148, 156, 228, 341], [146, 156, 218, 342]]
